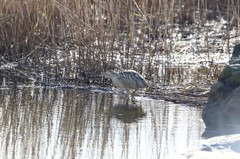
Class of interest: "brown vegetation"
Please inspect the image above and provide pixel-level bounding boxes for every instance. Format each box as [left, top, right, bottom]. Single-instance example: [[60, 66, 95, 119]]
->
[[0, 0, 239, 91]]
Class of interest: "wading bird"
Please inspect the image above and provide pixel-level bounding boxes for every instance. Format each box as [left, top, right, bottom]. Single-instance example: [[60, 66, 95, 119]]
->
[[103, 70, 148, 98]]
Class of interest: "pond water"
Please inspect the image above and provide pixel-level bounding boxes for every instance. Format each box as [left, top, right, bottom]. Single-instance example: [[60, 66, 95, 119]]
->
[[0, 87, 205, 159]]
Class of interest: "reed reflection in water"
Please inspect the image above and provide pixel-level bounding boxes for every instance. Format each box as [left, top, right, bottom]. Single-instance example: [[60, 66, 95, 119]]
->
[[0, 87, 204, 159]]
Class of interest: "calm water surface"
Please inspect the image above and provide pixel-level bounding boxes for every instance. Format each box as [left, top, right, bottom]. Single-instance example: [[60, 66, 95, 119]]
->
[[0, 87, 205, 159]]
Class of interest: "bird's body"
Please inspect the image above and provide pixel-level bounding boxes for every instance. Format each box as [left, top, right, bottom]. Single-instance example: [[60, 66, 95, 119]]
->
[[103, 70, 148, 97]]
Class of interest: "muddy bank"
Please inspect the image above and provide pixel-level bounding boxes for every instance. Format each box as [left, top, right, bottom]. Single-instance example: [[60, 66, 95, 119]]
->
[[146, 85, 210, 107]]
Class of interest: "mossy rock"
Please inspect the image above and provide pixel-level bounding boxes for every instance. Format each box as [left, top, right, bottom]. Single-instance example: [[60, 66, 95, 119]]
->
[[230, 72, 240, 85], [219, 64, 240, 85], [218, 65, 234, 81]]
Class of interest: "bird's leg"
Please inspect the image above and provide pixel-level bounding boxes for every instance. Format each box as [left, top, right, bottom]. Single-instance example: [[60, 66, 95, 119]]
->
[[124, 96, 130, 106], [130, 91, 134, 98], [121, 89, 130, 100], [131, 89, 138, 98]]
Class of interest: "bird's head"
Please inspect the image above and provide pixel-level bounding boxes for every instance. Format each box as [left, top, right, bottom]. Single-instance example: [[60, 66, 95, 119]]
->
[[103, 71, 117, 79]]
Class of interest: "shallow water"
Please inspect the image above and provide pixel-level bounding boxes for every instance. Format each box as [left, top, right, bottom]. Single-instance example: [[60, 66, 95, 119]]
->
[[0, 87, 205, 159]]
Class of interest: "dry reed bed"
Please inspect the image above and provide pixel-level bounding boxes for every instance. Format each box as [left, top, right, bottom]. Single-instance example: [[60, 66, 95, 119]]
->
[[0, 0, 239, 91]]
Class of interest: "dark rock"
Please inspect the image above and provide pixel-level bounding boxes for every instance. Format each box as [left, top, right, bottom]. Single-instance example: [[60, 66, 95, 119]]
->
[[230, 44, 240, 64], [202, 44, 240, 135], [231, 44, 240, 59]]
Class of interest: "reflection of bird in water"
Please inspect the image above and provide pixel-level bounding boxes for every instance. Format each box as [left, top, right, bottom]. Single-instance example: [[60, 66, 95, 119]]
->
[[108, 104, 147, 123], [103, 70, 148, 98]]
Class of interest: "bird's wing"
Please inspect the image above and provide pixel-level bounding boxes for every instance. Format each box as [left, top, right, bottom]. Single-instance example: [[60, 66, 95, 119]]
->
[[118, 72, 146, 89]]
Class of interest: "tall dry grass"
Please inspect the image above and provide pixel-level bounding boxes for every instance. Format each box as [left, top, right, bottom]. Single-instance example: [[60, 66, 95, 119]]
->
[[0, 0, 239, 88]]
